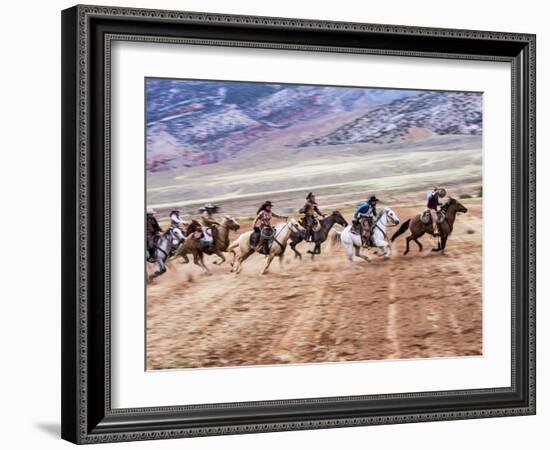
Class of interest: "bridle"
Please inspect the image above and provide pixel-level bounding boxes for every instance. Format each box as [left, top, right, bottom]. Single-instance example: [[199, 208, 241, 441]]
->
[[272, 220, 300, 251], [373, 209, 398, 240]]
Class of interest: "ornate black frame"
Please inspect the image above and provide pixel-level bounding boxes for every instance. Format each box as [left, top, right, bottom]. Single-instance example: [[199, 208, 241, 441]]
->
[[61, 4, 536, 444]]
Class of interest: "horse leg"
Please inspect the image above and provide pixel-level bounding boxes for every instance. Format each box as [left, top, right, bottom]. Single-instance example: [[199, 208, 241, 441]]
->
[[309, 242, 320, 259], [234, 249, 253, 274], [227, 241, 238, 267], [212, 249, 226, 265], [260, 253, 276, 275], [193, 252, 210, 274], [153, 255, 166, 278], [439, 234, 448, 255], [177, 247, 189, 264], [355, 244, 370, 262], [278, 254, 286, 275], [345, 242, 354, 263], [404, 235, 412, 255], [290, 241, 302, 260]]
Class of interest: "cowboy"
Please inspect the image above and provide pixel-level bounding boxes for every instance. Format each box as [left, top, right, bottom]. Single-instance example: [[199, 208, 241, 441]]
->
[[300, 192, 325, 242], [198, 203, 220, 250], [169, 208, 187, 245], [353, 195, 380, 247], [426, 187, 446, 236], [251, 201, 288, 254], [146, 208, 162, 262]]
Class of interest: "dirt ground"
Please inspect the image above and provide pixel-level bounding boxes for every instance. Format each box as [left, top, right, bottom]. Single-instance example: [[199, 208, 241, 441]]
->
[[146, 199, 482, 370]]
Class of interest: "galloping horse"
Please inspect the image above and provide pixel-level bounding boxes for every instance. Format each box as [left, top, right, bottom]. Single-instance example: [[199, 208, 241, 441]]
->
[[149, 229, 179, 278], [391, 197, 467, 255], [337, 207, 400, 263], [289, 211, 348, 259], [174, 216, 240, 266], [171, 220, 210, 274], [228, 218, 305, 275]]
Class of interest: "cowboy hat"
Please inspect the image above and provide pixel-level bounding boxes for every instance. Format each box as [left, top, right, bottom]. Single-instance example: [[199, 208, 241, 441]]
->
[[146, 208, 156, 214]]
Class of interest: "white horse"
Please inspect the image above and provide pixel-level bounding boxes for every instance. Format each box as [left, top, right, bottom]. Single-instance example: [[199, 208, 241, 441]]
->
[[229, 218, 305, 275], [339, 207, 400, 263]]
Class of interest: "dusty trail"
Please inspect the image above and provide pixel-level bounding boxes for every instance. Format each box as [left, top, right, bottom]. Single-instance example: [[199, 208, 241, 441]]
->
[[146, 200, 483, 370]]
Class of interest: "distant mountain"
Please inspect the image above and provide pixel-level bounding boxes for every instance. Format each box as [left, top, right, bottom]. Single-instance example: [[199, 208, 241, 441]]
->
[[298, 92, 482, 147], [146, 79, 422, 171], [146, 79, 481, 172]]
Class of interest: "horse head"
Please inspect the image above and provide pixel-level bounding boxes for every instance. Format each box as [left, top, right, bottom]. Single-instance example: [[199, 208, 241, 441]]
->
[[456, 200, 468, 214], [331, 210, 349, 227], [223, 215, 240, 231], [288, 217, 306, 238], [384, 207, 400, 225], [445, 197, 468, 214]]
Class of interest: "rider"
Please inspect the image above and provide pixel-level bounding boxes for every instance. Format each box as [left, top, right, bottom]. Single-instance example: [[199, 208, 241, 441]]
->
[[146, 208, 162, 262], [169, 208, 187, 245], [353, 195, 380, 246], [198, 203, 220, 250], [300, 192, 325, 242], [251, 201, 288, 254], [426, 187, 446, 236]]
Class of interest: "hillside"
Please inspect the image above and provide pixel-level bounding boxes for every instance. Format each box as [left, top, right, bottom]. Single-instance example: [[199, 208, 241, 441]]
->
[[146, 79, 427, 171], [299, 92, 482, 147]]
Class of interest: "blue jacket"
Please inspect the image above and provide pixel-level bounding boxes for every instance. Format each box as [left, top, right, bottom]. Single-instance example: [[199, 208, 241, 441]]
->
[[354, 202, 373, 219]]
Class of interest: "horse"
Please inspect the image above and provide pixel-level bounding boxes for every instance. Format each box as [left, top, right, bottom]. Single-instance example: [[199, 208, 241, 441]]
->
[[390, 197, 468, 255], [170, 220, 210, 274], [228, 218, 305, 275], [149, 228, 180, 278], [174, 216, 240, 266], [336, 207, 400, 263], [289, 211, 348, 259]]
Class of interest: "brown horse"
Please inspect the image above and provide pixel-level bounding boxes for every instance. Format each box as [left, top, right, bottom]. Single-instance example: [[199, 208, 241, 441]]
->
[[390, 198, 468, 255], [174, 216, 240, 270]]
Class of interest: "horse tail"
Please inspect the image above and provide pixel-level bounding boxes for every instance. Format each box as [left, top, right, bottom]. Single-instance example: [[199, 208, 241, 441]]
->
[[330, 229, 342, 248], [391, 219, 410, 242]]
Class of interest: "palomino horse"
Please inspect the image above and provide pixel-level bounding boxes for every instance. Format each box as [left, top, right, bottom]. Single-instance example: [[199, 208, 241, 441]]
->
[[174, 216, 240, 266], [289, 211, 348, 259], [228, 218, 305, 275], [391, 197, 468, 255], [337, 207, 400, 263]]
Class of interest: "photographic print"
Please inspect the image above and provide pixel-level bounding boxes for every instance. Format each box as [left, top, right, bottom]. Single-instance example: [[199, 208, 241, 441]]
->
[[145, 78, 483, 370]]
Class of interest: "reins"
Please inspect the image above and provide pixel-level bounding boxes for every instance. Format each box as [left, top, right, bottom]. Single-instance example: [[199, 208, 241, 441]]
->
[[271, 221, 291, 250]]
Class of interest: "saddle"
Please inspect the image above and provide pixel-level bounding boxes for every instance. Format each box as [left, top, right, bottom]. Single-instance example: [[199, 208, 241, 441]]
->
[[199, 227, 216, 251], [300, 216, 321, 230], [351, 219, 371, 247], [311, 218, 321, 232], [421, 209, 445, 225], [250, 226, 275, 254]]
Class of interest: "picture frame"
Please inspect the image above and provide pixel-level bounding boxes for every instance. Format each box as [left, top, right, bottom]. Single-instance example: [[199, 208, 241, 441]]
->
[[61, 4, 536, 444]]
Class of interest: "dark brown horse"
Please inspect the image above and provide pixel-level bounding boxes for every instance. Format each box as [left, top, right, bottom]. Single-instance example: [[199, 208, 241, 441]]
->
[[290, 211, 348, 259], [390, 198, 468, 255]]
